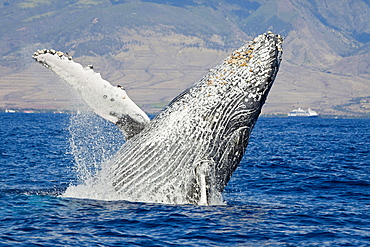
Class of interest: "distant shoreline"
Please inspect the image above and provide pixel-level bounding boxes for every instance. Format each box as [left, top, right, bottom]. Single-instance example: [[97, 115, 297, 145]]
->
[[1, 109, 370, 119]]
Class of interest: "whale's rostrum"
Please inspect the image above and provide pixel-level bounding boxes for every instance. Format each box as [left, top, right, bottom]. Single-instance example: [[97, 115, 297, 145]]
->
[[33, 32, 283, 205]]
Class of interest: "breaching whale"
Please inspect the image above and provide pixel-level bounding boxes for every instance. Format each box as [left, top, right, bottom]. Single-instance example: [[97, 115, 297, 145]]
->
[[33, 32, 283, 205]]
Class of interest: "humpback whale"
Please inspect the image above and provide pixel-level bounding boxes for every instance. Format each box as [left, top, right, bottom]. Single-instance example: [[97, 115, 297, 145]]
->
[[33, 33, 283, 205]]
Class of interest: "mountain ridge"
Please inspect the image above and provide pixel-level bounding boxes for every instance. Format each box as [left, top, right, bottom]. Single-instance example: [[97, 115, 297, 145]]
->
[[0, 0, 369, 116]]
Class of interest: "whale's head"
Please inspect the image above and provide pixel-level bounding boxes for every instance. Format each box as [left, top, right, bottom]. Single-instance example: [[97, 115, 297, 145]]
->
[[162, 32, 283, 116], [157, 32, 283, 136], [199, 32, 283, 115]]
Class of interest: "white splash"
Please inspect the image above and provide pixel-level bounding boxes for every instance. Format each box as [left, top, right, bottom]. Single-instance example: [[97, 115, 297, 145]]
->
[[62, 111, 125, 201]]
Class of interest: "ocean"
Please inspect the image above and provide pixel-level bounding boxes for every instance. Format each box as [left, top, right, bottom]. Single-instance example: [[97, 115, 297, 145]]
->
[[1, 113, 369, 246]]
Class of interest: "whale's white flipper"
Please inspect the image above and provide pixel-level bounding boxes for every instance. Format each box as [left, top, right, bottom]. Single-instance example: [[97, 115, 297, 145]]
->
[[33, 50, 150, 139]]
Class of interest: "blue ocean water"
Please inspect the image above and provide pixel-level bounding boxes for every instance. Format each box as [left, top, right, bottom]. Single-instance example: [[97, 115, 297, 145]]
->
[[0, 113, 369, 246]]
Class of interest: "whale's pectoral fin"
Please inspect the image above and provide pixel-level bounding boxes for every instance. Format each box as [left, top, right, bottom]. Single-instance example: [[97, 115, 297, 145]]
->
[[187, 160, 217, 205], [32, 49, 150, 140]]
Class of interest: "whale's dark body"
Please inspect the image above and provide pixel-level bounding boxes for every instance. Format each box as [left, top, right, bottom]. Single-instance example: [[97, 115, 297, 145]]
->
[[34, 33, 283, 205]]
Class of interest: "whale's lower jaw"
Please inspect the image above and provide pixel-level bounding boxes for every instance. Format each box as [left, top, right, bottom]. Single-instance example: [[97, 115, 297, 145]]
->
[[109, 33, 283, 205]]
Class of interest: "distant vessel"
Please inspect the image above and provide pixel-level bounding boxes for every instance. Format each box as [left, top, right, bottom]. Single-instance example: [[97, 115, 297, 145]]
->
[[5, 109, 16, 113], [288, 108, 318, 117]]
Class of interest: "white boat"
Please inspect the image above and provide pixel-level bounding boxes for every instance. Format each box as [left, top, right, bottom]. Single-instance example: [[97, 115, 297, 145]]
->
[[288, 108, 318, 117], [5, 109, 16, 113]]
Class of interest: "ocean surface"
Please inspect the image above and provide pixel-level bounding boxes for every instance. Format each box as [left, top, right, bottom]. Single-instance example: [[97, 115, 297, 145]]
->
[[1, 113, 369, 246]]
